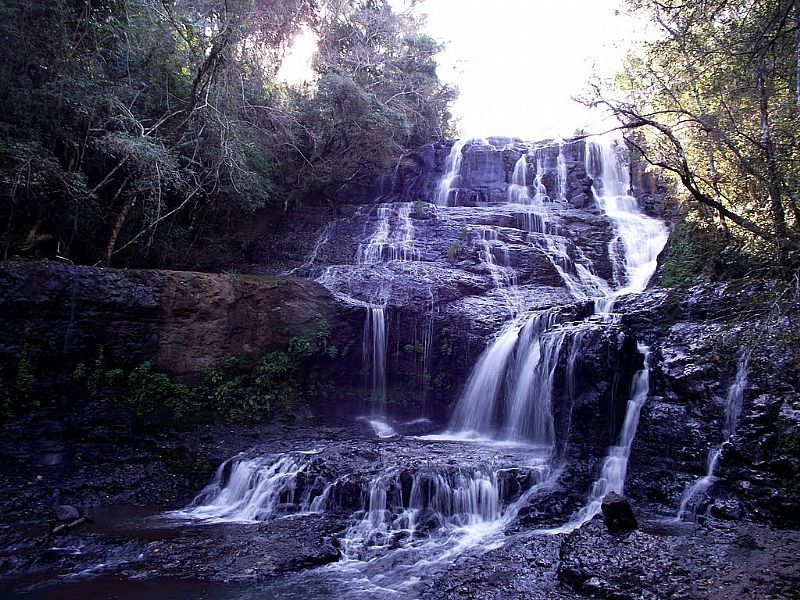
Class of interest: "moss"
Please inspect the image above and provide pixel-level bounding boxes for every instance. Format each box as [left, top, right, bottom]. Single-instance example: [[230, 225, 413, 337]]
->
[[446, 242, 461, 263]]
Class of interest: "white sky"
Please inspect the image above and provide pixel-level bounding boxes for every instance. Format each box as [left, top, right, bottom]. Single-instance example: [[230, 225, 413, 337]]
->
[[279, 0, 647, 140]]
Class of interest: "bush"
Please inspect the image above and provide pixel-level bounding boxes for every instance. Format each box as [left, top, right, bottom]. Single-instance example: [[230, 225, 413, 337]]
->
[[126, 362, 197, 423]]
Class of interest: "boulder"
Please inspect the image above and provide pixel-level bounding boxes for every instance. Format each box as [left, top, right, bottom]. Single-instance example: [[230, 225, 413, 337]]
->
[[54, 504, 81, 522], [601, 492, 638, 533]]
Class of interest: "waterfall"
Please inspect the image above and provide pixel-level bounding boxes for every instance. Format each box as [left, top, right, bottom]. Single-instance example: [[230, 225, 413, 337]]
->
[[585, 136, 668, 312], [504, 315, 567, 444], [356, 203, 419, 264], [555, 143, 568, 201], [531, 146, 549, 204], [550, 345, 652, 532], [676, 355, 748, 520], [435, 138, 469, 206], [446, 322, 521, 438], [446, 135, 666, 446], [173, 454, 327, 522], [363, 305, 387, 406], [444, 311, 570, 447], [548, 135, 667, 527]]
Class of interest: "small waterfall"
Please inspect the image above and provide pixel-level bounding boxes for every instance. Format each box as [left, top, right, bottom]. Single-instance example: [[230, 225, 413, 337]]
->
[[476, 227, 518, 312], [174, 454, 327, 522], [509, 152, 551, 235], [585, 136, 668, 311], [287, 222, 334, 276], [435, 138, 469, 206], [353, 200, 420, 412], [676, 355, 748, 520], [507, 142, 608, 299], [555, 143, 568, 201], [363, 305, 387, 406], [552, 345, 652, 532], [508, 154, 532, 205], [531, 147, 549, 204], [356, 203, 419, 264], [445, 311, 569, 447], [340, 467, 502, 561], [447, 323, 521, 438], [504, 315, 567, 444]]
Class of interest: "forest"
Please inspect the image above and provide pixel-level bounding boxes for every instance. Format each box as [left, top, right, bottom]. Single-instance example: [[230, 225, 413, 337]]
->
[[0, 0, 455, 269]]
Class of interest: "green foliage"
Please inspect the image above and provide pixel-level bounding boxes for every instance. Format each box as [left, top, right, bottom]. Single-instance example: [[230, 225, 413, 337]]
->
[[126, 362, 197, 423], [446, 242, 462, 263], [73, 345, 106, 397], [200, 314, 334, 422], [459, 225, 470, 241], [105, 369, 125, 386], [431, 371, 448, 390], [600, 0, 800, 274], [0, 366, 12, 420], [404, 341, 424, 355], [165, 450, 215, 489], [0, 0, 454, 268], [660, 220, 752, 287], [414, 200, 424, 217], [15, 330, 35, 403]]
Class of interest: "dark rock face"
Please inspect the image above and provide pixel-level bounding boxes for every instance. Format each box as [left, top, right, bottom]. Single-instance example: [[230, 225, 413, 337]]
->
[[0, 260, 362, 383], [616, 281, 800, 524], [557, 517, 800, 599], [246, 137, 636, 416], [601, 492, 638, 533]]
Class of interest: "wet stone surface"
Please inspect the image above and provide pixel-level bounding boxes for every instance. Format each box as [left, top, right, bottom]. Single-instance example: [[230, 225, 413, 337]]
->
[[1, 426, 799, 599]]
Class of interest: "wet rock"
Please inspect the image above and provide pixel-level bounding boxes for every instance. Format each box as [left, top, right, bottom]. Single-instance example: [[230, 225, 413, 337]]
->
[[568, 192, 590, 209], [601, 492, 638, 533], [54, 504, 81, 522]]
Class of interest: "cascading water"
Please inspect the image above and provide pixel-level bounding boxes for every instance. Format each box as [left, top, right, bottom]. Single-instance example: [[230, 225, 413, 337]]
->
[[585, 137, 668, 311], [352, 202, 421, 414], [551, 345, 652, 531], [435, 138, 469, 206], [555, 143, 568, 201], [174, 453, 329, 522], [363, 306, 387, 406], [446, 134, 666, 445], [444, 311, 567, 448], [676, 355, 748, 520], [168, 133, 672, 598]]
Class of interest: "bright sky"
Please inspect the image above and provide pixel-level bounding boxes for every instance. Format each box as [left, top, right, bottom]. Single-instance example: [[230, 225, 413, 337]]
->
[[279, 0, 646, 140]]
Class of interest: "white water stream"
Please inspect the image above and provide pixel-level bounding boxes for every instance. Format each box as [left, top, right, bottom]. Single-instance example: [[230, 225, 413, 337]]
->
[[675, 355, 748, 520]]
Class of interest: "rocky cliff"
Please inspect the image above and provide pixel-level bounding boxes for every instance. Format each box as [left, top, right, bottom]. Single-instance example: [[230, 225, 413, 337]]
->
[[0, 260, 362, 387]]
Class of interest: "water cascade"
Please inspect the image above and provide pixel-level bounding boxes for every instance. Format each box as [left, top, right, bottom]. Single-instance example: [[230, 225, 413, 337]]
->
[[434, 138, 470, 206], [353, 202, 422, 410], [446, 134, 666, 451], [170, 133, 671, 596], [446, 311, 568, 447], [585, 138, 668, 310], [363, 306, 387, 406], [176, 454, 328, 522], [676, 355, 749, 520], [552, 345, 652, 531], [555, 143, 568, 201]]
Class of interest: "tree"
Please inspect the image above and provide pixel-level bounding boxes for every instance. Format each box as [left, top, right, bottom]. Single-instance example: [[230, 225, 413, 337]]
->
[[0, 0, 454, 267], [590, 0, 800, 270]]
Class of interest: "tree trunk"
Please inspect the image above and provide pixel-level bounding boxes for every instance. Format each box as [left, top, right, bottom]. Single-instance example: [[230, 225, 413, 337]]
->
[[796, 0, 800, 110], [101, 193, 136, 267], [755, 64, 787, 239]]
